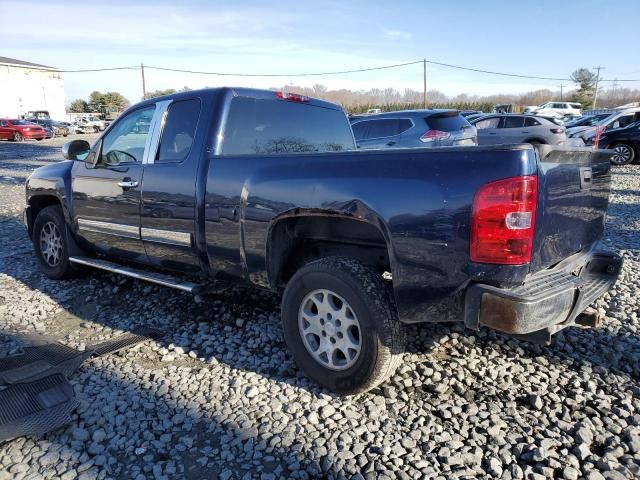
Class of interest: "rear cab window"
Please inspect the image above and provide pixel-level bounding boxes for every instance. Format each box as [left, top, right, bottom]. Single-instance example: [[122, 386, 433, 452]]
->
[[222, 96, 355, 155], [425, 112, 470, 132]]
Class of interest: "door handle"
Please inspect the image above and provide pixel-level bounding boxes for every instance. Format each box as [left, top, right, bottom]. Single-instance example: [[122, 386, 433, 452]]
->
[[386, 141, 396, 146], [117, 180, 138, 189]]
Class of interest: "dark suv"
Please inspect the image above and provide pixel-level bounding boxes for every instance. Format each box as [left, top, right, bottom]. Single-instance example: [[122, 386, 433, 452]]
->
[[350, 110, 476, 149]]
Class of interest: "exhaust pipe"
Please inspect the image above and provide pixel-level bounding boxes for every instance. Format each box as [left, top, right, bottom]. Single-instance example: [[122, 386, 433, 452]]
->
[[575, 308, 602, 328]]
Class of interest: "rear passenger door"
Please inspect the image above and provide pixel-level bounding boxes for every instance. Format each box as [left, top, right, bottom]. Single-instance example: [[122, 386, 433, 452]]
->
[[140, 98, 204, 273], [356, 119, 400, 149]]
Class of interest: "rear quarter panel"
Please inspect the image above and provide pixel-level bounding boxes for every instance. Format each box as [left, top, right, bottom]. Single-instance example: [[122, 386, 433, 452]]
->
[[204, 145, 537, 323]]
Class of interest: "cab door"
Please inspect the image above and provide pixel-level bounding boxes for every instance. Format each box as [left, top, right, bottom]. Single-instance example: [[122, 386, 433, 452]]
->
[[71, 104, 157, 261], [139, 97, 204, 274]]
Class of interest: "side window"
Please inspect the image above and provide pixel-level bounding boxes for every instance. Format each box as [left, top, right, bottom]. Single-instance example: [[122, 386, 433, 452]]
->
[[398, 119, 413, 134], [0, 120, 6, 127], [367, 119, 399, 139], [502, 116, 525, 128], [351, 121, 369, 141], [100, 106, 155, 166], [475, 117, 500, 129], [156, 99, 201, 163], [524, 117, 541, 127], [617, 115, 634, 129]]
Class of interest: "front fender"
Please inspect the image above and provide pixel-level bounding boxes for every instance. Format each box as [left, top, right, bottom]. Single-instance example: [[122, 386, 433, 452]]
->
[[25, 160, 75, 224]]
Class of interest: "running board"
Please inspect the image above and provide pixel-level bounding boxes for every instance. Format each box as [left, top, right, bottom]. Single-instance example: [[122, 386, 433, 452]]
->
[[69, 256, 202, 293]]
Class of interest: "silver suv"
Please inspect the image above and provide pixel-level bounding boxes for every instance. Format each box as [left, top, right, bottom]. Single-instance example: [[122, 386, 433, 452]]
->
[[471, 114, 567, 146]]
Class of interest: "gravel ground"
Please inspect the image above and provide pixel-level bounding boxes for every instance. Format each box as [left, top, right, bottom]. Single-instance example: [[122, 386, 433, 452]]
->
[[0, 136, 639, 480]]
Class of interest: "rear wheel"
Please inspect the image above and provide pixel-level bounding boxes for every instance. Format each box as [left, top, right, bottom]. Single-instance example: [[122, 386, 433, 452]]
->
[[33, 205, 78, 279], [281, 257, 405, 394], [13, 132, 23, 142], [610, 143, 635, 165]]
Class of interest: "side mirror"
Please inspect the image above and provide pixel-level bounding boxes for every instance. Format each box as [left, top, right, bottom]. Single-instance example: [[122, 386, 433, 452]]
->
[[62, 140, 91, 161]]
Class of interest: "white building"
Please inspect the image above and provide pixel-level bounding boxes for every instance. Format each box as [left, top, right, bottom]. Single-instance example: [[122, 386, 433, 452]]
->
[[0, 56, 65, 120]]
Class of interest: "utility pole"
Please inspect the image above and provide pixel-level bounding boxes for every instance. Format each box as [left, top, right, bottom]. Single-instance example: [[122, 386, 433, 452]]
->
[[423, 59, 427, 109], [592, 65, 604, 108], [559, 84, 565, 101], [141, 63, 147, 100]]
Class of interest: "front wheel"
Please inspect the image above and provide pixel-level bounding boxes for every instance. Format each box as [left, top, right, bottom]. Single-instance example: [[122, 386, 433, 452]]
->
[[13, 132, 23, 142], [610, 143, 635, 165], [281, 257, 405, 394], [33, 205, 77, 279]]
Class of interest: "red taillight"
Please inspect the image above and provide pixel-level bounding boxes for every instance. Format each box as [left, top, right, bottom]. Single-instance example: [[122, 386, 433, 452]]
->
[[470, 175, 538, 265], [420, 130, 450, 143], [275, 91, 309, 103]]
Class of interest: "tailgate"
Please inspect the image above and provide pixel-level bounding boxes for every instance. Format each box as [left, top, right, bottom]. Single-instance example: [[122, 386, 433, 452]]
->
[[530, 145, 612, 272]]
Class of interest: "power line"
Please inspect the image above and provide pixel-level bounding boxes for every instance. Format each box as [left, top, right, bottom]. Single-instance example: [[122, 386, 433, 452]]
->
[[58, 66, 139, 73], [55, 60, 640, 82], [144, 60, 424, 77]]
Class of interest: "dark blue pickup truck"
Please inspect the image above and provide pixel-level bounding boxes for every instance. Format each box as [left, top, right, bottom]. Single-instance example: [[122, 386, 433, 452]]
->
[[23, 88, 621, 394]]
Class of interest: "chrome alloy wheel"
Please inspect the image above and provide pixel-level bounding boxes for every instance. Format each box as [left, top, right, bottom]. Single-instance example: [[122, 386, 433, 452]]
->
[[612, 144, 634, 164], [40, 221, 63, 267], [298, 289, 362, 371]]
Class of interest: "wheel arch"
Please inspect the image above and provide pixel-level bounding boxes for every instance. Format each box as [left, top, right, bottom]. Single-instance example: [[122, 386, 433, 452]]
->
[[25, 195, 62, 239], [266, 209, 396, 291]]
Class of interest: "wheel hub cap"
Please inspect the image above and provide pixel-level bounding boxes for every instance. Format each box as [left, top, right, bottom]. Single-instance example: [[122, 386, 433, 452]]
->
[[40, 221, 63, 267], [298, 289, 362, 371], [613, 146, 632, 163]]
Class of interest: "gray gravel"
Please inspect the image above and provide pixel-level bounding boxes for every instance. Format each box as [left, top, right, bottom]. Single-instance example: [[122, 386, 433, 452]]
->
[[0, 137, 639, 479]]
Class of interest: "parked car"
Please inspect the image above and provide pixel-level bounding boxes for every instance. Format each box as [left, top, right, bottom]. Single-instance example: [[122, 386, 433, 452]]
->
[[27, 118, 69, 137], [564, 113, 611, 129], [350, 110, 476, 149], [23, 87, 621, 394], [591, 121, 640, 165], [0, 118, 46, 142], [42, 126, 54, 139], [71, 121, 97, 134], [459, 110, 484, 117], [465, 113, 490, 123], [569, 108, 640, 144], [471, 114, 566, 146], [524, 101, 582, 118]]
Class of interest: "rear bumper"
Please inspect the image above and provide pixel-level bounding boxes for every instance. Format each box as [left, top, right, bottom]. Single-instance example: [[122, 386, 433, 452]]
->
[[464, 251, 622, 338]]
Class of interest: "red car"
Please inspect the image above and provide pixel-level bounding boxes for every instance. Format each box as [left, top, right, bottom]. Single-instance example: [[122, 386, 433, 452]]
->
[[0, 119, 46, 142]]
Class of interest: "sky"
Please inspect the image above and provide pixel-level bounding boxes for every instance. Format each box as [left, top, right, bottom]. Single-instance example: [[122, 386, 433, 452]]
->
[[1, 0, 639, 104]]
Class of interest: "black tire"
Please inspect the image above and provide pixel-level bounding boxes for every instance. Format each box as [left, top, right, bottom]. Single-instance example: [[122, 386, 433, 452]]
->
[[610, 143, 635, 165], [36, 137, 43, 141], [32, 205, 78, 279], [281, 256, 405, 394], [13, 132, 23, 142]]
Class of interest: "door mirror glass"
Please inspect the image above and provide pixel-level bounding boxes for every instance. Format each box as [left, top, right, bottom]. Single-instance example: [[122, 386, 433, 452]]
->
[[62, 140, 91, 161]]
